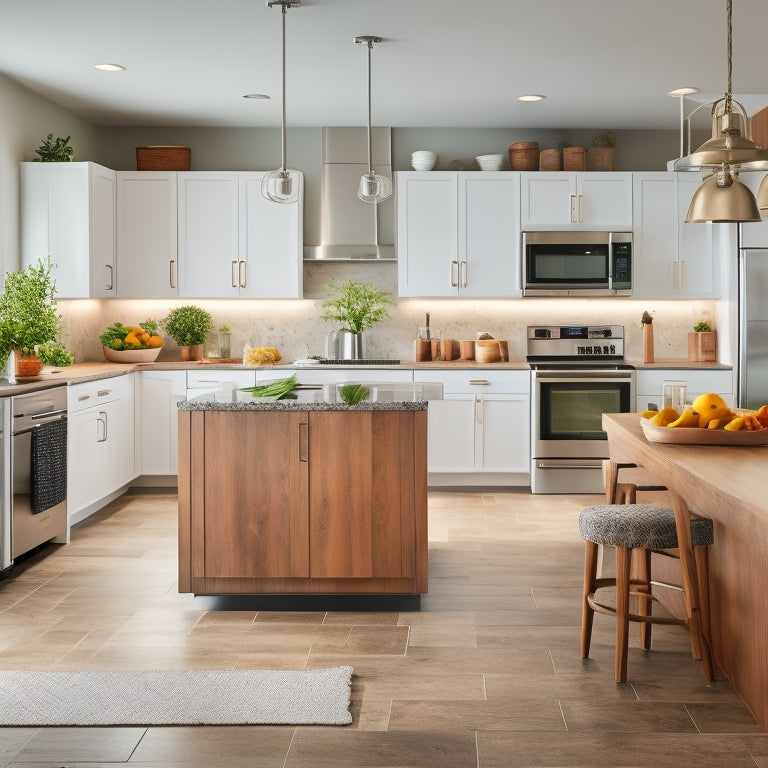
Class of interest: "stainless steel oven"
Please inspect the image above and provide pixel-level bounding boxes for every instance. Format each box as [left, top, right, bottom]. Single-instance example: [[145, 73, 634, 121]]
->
[[528, 325, 635, 494]]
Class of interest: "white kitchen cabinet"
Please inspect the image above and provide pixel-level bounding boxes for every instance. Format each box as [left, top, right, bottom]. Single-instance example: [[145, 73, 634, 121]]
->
[[520, 171, 633, 230], [138, 371, 187, 477], [635, 368, 734, 412], [632, 172, 716, 298], [21, 161, 116, 298], [67, 374, 135, 524], [116, 172, 178, 298], [397, 172, 520, 297], [177, 172, 303, 298], [414, 370, 530, 485]]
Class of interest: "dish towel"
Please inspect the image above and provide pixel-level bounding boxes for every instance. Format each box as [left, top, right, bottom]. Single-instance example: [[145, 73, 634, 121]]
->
[[31, 418, 67, 515]]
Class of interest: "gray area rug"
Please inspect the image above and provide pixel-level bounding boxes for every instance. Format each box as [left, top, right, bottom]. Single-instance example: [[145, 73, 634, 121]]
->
[[0, 667, 353, 726]]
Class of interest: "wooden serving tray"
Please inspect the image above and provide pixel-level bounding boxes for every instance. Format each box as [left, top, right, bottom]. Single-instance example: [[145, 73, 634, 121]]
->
[[640, 417, 768, 446]]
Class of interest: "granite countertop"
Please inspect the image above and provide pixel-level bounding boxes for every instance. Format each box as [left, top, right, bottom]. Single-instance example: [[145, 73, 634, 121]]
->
[[179, 398, 428, 411]]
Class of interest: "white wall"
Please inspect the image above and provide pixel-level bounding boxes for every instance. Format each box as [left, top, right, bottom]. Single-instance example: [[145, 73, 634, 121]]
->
[[0, 72, 100, 279]]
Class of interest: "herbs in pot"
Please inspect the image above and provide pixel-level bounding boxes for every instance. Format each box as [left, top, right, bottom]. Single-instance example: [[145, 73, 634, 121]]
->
[[321, 280, 393, 334], [338, 383, 370, 405]]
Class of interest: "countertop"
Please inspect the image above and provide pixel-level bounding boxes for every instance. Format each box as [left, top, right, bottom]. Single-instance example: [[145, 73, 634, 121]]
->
[[0, 357, 733, 397], [179, 398, 428, 412]]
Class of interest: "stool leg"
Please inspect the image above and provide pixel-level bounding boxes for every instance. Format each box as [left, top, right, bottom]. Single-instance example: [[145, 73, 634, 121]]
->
[[695, 544, 712, 657], [615, 545, 632, 683], [635, 548, 653, 650], [581, 540, 599, 658]]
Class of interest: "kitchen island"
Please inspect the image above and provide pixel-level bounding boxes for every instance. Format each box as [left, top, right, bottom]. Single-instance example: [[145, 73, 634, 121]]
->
[[603, 412, 768, 730], [177, 398, 428, 600]]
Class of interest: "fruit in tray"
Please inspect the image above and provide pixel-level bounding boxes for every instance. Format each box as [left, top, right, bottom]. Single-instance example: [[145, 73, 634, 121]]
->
[[100, 320, 163, 350], [642, 393, 768, 432]]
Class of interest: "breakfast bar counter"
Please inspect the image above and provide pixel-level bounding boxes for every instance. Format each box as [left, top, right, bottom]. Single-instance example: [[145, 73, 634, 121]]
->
[[602, 412, 768, 729]]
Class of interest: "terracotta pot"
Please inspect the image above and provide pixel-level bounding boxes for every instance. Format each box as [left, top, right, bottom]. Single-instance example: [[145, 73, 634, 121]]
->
[[15, 353, 43, 378], [178, 344, 205, 362]]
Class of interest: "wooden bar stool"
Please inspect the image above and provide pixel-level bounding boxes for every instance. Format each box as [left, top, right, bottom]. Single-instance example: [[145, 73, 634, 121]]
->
[[579, 503, 715, 683]]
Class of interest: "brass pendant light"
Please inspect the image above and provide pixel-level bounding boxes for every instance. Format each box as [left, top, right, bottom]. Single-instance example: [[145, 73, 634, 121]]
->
[[757, 170, 768, 210], [261, 0, 302, 204], [355, 35, 392, 204], [677, 0, 768, 222]]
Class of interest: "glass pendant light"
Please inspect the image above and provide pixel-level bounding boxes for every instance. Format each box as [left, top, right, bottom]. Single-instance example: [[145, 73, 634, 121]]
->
[[262, 0, 301, 204], [355, 36, 392, 204]]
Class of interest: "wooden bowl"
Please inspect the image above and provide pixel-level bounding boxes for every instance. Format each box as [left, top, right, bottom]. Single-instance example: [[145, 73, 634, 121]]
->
[[102, 346, 161, 363]]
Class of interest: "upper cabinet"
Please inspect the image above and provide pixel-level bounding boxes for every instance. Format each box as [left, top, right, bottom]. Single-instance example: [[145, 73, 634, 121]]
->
[[21, 162, 116, 298], [397, 171, 521, 298], [632, 171, 716, 299], [520, 171, 633, 230], [177, 172, 302, 299], [116, 172, 179, 299]]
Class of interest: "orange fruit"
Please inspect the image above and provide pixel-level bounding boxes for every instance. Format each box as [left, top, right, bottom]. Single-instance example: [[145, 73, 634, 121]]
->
[[756, 404, 768, 427], [691, 393, 731, 428], [666, 406, 700, 428], [147, 335, 163, 348], [123, 331, 142, 348]]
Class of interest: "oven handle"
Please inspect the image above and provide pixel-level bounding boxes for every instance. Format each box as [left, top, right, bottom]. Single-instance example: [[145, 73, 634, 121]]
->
[[535, 459, 605, 470], [534, 371, 634, 381]]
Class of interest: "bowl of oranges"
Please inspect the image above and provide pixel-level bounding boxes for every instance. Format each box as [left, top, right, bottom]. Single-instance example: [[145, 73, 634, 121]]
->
[[100, 320, 164, 363]]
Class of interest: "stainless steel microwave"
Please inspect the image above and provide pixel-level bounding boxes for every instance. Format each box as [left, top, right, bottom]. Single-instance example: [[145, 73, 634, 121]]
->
[[522, 231, 632, 297]]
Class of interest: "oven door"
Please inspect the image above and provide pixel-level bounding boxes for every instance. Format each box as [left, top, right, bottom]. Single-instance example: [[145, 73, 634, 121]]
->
[[530, 369, 635, 493]]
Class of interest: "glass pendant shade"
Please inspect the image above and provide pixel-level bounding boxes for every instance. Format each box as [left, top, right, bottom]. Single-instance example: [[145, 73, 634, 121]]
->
[[358, 171, 392, 204], [685, 165, 761, 223], [262, 168, 301, 203], [756, 173, 768, 211]]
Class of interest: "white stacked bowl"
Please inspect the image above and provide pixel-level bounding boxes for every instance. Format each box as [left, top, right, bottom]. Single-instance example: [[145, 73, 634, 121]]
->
[[412, 150, 437, 171], [476, 153, 505, 171]]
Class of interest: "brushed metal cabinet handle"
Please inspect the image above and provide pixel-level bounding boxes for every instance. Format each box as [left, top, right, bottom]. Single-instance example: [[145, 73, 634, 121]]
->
[[450, 260, 459, 287], [105, 264, 114, 290], [239, 260, 247, 288], [569, 194, 577, 223], [460, 260, 468, 288], [169, 259, 176, 289], [298, 421, 309, 462], [468, 379, 490, 385], [231, 260, 238, 288]]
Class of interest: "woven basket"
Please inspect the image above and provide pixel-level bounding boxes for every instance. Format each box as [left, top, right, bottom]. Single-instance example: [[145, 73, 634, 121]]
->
[[563, 146, 586, 171], [509, 141, 539, 171], [136, 145, 191, 171], [586, 146, 615, 172], [539, 149, 561, 171]]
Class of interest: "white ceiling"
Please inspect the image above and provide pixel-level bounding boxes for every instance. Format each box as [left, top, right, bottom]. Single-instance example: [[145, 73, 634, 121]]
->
[[1, 0, 767, 131]]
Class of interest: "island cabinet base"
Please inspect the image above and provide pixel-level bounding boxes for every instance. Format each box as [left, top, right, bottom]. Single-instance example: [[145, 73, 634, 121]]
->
[[178, 408, 428, 597]]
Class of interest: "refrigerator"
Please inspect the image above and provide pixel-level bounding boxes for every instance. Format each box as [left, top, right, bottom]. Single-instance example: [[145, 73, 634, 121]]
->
[[739, 245, 768, 409]]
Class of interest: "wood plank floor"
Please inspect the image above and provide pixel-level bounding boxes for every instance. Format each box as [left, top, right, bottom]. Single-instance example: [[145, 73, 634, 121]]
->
[[0, 488, 765, 767]]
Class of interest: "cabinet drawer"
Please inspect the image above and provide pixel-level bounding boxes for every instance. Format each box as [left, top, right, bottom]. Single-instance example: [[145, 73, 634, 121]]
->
[[414, 369, 530, 394], [68, 374, 133, 413], [261, 368, 414, 386], [187, 370, 256, 389], [635, 369, 734, 400]]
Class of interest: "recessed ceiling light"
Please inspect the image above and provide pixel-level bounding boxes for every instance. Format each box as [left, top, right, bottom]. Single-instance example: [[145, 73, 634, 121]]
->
[[518, 94, 546, 102], [668, 87, 700, 96], [92, 63, 125, 72], [243, 93, 271, 100]]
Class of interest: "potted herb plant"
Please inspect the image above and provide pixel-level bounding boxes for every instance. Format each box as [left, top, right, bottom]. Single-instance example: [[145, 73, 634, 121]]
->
[[34, 134, 74, 162], [161, 305, 213, 361], [321, 280, 393, 359], [688, 320, 717, 362], [0, 257, 73, 377]]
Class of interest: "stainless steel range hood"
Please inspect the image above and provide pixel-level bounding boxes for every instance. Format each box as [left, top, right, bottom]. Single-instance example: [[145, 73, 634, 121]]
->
[[303, 126, 395, 262]]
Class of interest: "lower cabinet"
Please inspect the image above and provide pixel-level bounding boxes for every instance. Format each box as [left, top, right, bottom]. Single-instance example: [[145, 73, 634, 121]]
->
[[414, 370, 530, 485], [138, 371, 187, 478], [178, 407, 428, 595], [635, 368, 735, 412], [67, 375, 135, 524]]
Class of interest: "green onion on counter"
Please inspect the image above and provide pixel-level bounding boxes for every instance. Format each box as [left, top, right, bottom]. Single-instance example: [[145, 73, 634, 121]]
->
[[240, 375, 298, 400], [338, 384, 370, 405]]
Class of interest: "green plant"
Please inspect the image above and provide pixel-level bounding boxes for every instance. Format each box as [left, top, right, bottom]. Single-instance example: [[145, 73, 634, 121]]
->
[[34, 134, 74, 162], [218, 324, 231, 334], [693, 320, 714, 332], [37, 341, 74, 368], [338, 383, 370, 405], [321, 280, 393, 335], [0, 257, 70, 364], [161, 305, 213, 346]]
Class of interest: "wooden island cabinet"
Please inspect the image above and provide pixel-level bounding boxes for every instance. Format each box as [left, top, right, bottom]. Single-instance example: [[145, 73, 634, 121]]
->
[[177, 401, 428, 597]]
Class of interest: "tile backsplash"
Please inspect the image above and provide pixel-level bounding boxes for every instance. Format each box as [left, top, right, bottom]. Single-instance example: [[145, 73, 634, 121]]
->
[[58, 263, 717, 364]]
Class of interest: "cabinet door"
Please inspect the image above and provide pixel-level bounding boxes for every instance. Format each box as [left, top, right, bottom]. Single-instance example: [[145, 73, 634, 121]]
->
[[89, 164, 117, 297], [178, 173, 240, 298], [478, 394, 530, 472], [117, 172, 178, 298], [458, 173, 522, 297], [578, 173, 633, 229], [67, 408, 100, 515], [677, 175, 716, 297], [201, 411, 308, 579], [425, 395, 476, 472], [308, 411, 417, 579], [240, 173, 303, 298], [520, 172, 575, 228], [140, 372, 187, 475], [397, 172, 458, 297]]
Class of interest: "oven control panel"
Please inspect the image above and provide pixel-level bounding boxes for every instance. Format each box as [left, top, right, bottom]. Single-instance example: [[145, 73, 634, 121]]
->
[[527, 325, 625, 361]]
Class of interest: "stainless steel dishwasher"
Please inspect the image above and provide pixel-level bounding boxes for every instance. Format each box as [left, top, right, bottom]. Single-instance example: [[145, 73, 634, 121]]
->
[[8, 386, 68, 564]]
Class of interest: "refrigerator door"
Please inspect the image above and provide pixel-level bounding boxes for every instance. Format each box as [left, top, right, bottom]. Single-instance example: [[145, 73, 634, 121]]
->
[[739, 248, 768, 409]]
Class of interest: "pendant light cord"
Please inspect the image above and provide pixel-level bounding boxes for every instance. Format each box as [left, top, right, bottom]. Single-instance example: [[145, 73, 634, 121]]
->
[[366, 39, 373, 175], [280, 2, 288, 172], [725, 0, 732, 115]]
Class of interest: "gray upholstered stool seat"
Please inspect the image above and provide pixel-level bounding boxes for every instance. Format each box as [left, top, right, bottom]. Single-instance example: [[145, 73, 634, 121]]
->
[[579, 502, 714, 683], [579, 504, 714, 550]]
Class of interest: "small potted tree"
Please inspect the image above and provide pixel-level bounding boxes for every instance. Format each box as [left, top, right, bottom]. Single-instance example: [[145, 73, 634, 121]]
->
[[688, 320, 717, 362], [161, 305, 213, 361], [0, 257, 74, 377]]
